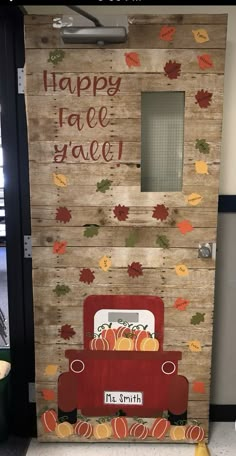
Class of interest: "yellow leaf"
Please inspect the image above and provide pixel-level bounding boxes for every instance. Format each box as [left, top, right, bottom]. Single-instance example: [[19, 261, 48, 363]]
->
[[187, 193, 203, 206], [188, 340, 202, 352], [192, 29, 209, 44], [53, 173, 67, 187], [99, 255, 112, 272], [195, 161, 209, 175], [175, 264, 189, 277], [44, 365, 58, 376]]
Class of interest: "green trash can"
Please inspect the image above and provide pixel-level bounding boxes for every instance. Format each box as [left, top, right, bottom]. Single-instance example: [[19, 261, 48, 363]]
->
[[0, 359, 11, 442]]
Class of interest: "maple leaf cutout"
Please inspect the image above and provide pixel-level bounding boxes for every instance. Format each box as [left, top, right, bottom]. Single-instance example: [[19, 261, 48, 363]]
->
[[195, 90, 213, 109], [125, 52, 141, 68], [59, 324, 76, 340], [41, 389, 56, 401], [177, 220, 193, 235], [152, 204, 169, 221], [79, 268, 95, 285], [127, 262, 143, 278], [174, 297, 190, 311], [113, 204, 129, 221], [164, 60, 181, 79], [55, 207, 72, 224]]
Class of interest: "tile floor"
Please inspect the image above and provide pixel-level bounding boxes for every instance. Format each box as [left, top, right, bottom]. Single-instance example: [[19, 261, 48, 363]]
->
[[26, 423, 236, 456]]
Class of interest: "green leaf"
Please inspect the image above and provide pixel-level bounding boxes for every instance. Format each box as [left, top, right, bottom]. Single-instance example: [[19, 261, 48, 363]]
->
[[125, 230, 139, 247], [195, 139, 210, 154], [191, 312, 205, 325], [96, 179, 112, 193], [156, 235, 170, 249], [83, 225, 100, 238], [48, 49, 65, 65], [53, 284, 71, 297]]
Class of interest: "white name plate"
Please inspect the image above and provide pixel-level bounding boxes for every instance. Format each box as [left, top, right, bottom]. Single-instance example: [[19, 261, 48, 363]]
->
[[104, 391, 143, 405]]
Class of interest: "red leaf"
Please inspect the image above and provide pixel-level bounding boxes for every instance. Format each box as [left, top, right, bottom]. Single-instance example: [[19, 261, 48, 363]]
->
[[164, 60, 181, 79], [59, 324, 76, 340], [113, 204, 129, 221], [192, 381, 205, 394], [197, 54, 214, 70], [127, 262, 143, 278], [195, 90, 213, 108], [42, 389, 56, 401], [55, 207, 72, 224], [53, 241, 67, 254], [79, 268, 95, 284], [152, 204, 169, 221], [159, 25, 176, 41], [174, 297, 190, 311], [177, 220, 193, 234], [125, 52, 140, 68]]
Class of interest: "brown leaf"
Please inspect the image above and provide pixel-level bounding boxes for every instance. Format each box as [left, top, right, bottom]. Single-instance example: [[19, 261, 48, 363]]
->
[[195, 90, 213, 108], [127, 262, 143, 278], [152, 204, 169, 221], [59, 324, 76, 340], [113, 204, 129, 221], [164, 60, 181, 79], [79, 268, 95, 284], [55, 207, 72, 224]]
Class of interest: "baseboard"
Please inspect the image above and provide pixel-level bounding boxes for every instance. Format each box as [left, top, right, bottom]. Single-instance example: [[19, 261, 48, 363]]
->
[[210, 404, 236, 421]]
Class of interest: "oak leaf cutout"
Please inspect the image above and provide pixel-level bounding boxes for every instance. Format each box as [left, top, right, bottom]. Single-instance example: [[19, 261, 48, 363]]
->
[[125, 230, 139, 247], [197, 54, 214, 70], [195, 139, 210, 154], [83, 225, 100, 238], [177, 220, 193, 235], [48, 49, 65, 65], [127, 262, 143, 278], [113, 204, 129, 221], [195, 90, 213, 109], [53, 241, 67, 254], [53, 173, 68, 187], [96, 179, 112, 193], [53, 284, 71, 297], [152, 204, 169, 221], [41, 389, 56, 401], [191, 312, 205, 325], [59, 324, 76, 340], [55, 207, 72, 224], [192, 381, 205, 394], [159, 25, 176, 41], [125, 52, 141, 68], [156, 235, 170, 249], [164, 60, 181, 79], [174, 297, 190, 311], [79, 268, 95, 284]]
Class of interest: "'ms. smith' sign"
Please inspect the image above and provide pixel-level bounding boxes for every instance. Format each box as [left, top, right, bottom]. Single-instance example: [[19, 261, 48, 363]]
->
[[43, 71, 123, 164]]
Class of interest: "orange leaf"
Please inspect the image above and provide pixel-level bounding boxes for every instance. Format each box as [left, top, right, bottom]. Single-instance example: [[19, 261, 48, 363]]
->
[[53, 241, 67, 254], [192, 381, 205, 394], [197, 54, 214, 70], [42, 389, 56, 401], [174, 297, 190, 311], [159, 25, 176, 41], [125, 52, 140, 68], [177, 220, 193, 235]]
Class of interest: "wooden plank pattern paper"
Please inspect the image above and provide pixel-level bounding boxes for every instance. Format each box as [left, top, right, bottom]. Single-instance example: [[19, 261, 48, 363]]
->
[[24, 14, 227, 444]]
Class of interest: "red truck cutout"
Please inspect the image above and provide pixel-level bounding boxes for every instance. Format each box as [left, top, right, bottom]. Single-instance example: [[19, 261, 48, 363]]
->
[[58, 295, 189, 424]]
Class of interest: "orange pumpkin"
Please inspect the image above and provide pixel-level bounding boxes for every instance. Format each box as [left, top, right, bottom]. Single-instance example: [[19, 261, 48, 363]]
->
[[89, 337, 109, 350], [111, 417, 128, 439], [93, 422, 113, 439], [134, 330, 151, 351], [40, 409, 57, 433], [116, 326, 132, 339], [140, 337, 159, 352], [150, 417, 170, 439], [101, 328, 117, 350], [115, 337, 134, 351], [74, 420, 93, 438], [129, 422, 149, 440], [185, 424, 205, 442]]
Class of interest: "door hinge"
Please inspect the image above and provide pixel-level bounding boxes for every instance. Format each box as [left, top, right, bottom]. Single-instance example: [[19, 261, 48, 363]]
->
[[24, 235, 32, 258], [17, 68, 24, 94], [28, 382, 36, 403]]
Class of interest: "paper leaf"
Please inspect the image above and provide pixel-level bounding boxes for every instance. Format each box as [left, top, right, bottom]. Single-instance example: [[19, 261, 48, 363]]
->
[[125, 230, 139, 247], [195, 90, 213, 108], [44, 365, 58, 377], [48, 49, 65, 65], [197, 54, 214, 70], [164, 60, 181, 79], [174, 297, 190, 311], [152, 204, 169, 221], [177, 220, 193, 235], [188, 340, 202, 352], [125, 52, 141, 68], [195, 139, 210, 154], [79, 268, 95, 284], [175, 264, 189, 277], [53, 241, 67, 254], [84, 225, 100, 238], [192, 381, 205, 393], [192, 29, 209, 44], [96, 179, 112, 193], [53, 284, 71, 297], [59, 324, 76, 340], [195, 161, 209, 174], [156, 235, 170, 249], [187, 193, 203, 206], [127, 262, 143, 278], [53, 173, 67, 187], [55, 207, 72, 224], [113, 204, 129, 221], [191, 312, 205, 325], [159, 25, 176, 41], [99, 255, 112, 272], [42, 389, 56, 401]]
